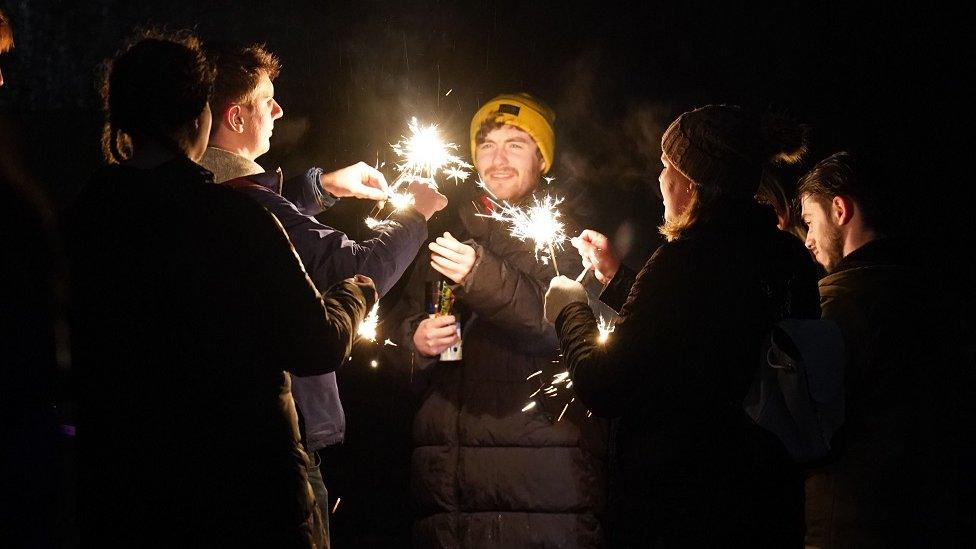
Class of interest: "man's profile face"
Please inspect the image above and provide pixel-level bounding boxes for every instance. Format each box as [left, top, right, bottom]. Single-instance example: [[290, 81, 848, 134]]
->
[[801, 194, 844, 272], [241, 71, 283, 159], [475, 125, 546, 202]]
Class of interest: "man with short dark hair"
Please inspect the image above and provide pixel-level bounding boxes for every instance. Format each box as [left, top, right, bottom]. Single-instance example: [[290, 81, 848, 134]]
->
[[391, 93, 606, 548], [799, 151, 972, 547], [198, 44, 447, 544]]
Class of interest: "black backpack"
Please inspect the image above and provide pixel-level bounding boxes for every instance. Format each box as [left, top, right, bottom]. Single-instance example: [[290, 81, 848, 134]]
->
[[744, 318, 845, 463]]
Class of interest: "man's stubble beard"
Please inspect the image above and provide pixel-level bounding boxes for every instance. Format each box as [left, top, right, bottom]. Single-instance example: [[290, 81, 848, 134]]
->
[[822, 223, 845, 273]]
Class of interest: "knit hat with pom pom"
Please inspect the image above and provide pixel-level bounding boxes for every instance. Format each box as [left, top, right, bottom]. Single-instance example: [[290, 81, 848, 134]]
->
[[661, 104, 807, 196]]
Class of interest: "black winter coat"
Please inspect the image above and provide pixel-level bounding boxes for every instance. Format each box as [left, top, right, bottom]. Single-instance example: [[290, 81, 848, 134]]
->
[[391, 189, 608, 548], [555, 202, 819, 547], [67, 158, 372, 547], [805, 238, 975, 548]]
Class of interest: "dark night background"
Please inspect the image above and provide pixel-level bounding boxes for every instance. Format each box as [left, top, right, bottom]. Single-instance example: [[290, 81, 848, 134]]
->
[[1, 1, 971, 545]]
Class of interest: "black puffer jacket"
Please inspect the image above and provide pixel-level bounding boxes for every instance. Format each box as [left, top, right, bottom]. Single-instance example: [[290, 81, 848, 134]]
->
[[392, 189, 607, 548], [555, 203, 819, 547], [67, 157, 372, 547]]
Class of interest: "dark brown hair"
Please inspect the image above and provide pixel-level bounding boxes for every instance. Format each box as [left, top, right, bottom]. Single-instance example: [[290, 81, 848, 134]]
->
[[209, 44, 281, 116], [798, 151, 886, 232], [100, 29, 214, 163], [473, 115, 543, 161]]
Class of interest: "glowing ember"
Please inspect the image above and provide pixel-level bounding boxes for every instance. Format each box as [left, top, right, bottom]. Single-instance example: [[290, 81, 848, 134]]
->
[[597, 315, 615, 344], [444, 166, 471, 183], [370, 360, 379, 368], [387, 191, 416, 210], [357, 303, 380, 342], [383, 339, 398, 347], [557, 402, 570, 422], [522, 401, 537, 412]]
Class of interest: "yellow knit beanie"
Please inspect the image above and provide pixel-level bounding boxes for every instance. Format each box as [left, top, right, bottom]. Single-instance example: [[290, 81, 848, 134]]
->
[[470, 93, 555, 174]]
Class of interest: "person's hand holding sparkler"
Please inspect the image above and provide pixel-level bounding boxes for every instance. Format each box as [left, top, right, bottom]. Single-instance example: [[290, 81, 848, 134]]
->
[[413, 315, 460, 357], [429, 232, 477, 284], [572, 229, 621, 285], [544, 275, 588, 324], [320, 161, 390, 201]]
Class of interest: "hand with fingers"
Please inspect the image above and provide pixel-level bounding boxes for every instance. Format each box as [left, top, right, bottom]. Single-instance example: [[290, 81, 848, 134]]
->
[[406, 180, 448, 220], [544, 275, 588, 324], [429, 232, 477, 284], [346, 274, 378, 310], [413, 315, 460, 357], [571, 229, 621, 285], [320, 161, 390, 201]]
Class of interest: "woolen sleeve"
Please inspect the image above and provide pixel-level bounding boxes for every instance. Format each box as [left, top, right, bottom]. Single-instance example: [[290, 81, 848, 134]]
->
[[599, 263, 638, 312], [555, 244, 698, 417], [240, 198, 372, 377]]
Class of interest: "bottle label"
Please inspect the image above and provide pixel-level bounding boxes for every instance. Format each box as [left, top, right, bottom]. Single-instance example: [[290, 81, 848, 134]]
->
[[440, 320, 462, 361]]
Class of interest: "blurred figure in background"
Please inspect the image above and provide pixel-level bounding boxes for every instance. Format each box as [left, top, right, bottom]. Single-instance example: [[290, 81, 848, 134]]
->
[[68, 30, 373, 547], [799, 151, 975, 547]]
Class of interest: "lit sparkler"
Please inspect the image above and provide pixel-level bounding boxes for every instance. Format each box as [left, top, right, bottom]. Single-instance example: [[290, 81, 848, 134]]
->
[[357, 303, 380, 342], [478, 190, 568, 274], [391, 117, 471, 181], [366, 117, 472, 226], [597, 315, 615, 344]]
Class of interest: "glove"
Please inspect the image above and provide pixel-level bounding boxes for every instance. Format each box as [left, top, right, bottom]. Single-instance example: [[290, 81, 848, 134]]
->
[[544, 275, 588, 324]]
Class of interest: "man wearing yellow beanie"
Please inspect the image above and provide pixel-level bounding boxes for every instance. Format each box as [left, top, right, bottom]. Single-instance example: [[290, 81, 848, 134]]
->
[[390, 94, 607, 547], [467, 93, 555, 200]]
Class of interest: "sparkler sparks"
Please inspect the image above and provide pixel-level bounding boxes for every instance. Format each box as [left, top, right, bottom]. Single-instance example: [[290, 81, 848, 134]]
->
[[390, 117, 472, 187], [386, 190, 416, 210], [366, 117, 472, 227], [357, 303, 380, 342], [597, 315, 615, 344], [478, 191, 568, 272]]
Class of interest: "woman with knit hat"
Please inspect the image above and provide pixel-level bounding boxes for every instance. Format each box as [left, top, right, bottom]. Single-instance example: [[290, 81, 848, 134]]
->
[[544, 105, 819, 546]]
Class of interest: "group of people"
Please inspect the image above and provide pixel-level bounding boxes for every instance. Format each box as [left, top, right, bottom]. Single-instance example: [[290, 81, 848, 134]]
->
[[2, 14, 972, 549]]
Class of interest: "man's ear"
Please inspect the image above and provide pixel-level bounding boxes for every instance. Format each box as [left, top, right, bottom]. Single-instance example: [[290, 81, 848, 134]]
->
[[831, 195, 856, 226], [223, 104, 245, 133]]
